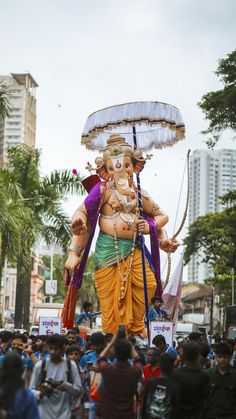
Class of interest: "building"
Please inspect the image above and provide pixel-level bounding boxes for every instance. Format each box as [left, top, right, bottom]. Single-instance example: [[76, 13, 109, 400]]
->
[[188, 149, 236, 283], [2, 253, 45, 325], [179, 283, 223, 333], [0, 73, 38, 163], [0, 73, 40, 325]]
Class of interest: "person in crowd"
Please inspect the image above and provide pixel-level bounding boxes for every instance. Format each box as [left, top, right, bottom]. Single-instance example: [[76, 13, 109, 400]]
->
[[152, 334, 178, 358], [129, 336, 146, 366], [199, 343, 212, 370], [30, 333, 82, 419], [11, 333, 34, 385], [172, 342, 209, 419], [0, 353, 40, 419], [0, 331, 12, 358], [227, 338, 236, 369], [33, 335, 49, 361], [103, 333, 116, 363], [66, 345, 83, 366], [66, 329, 78, 347], [66, 346, 85, 419], [144, 347, 161, 382], [175, 336, 185, 368], [75, 301, 101, 332], [188, 332, 203, 345], [206, 342, 236, 419], [80, 332, 105, 419], [73, 326, 86, 351], [96, 333, 143, 419], [148, 296, 169, 321], [142, 352, 181, 419]]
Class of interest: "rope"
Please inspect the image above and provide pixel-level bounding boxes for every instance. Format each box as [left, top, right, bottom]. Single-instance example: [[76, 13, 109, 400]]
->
[[164, 150, 190, 288]]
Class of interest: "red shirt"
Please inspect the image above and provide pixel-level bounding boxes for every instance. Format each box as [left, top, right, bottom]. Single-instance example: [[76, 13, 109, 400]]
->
[[144, 364, 160, 381]]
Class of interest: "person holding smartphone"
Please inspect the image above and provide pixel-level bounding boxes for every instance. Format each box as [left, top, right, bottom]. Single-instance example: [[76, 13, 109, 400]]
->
[[30, 334, 82, 419], [96, 330, 143, 419]]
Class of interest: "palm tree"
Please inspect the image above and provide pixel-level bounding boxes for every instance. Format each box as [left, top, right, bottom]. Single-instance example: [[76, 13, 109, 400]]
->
[[0, 80, 11, 118], [0, 169, 34, 317], [6, 144, 85, 329]]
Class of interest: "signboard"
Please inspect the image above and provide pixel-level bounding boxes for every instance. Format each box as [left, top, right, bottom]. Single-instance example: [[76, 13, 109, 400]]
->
[[39, 316, 62, 336], [45, 280, 57, 295], [150, 321, 173, 348]]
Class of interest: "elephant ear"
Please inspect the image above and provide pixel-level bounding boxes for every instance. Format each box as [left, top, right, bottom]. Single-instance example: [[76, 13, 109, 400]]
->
[[96, 165, 110, 180], [133, 158, 146, 174]]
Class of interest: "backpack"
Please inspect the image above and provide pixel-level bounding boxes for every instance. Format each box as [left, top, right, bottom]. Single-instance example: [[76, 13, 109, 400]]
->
[[39, 358, 72, 384]]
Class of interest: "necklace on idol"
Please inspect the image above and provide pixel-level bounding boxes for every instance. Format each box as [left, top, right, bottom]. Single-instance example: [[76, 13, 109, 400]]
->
[[113, 189, 137, 214], [111, 198, 137, 300]]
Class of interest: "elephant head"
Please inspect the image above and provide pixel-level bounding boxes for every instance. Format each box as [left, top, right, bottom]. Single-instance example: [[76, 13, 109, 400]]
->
[[95, 134, 146, 197]]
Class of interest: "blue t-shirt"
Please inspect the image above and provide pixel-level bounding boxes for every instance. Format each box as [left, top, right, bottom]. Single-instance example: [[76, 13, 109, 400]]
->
[[7, 388, 40, 419], [0, 352, 33, 370], [148, 307, 168, 321], [80, 351, 98, 369], [33, 350, 50, 360], [167, 346, 178, 359], [75, 311, 95, 328]]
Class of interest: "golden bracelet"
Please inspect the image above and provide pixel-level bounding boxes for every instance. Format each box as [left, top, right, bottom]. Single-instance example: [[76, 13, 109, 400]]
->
[[68, 244, 85, 255]]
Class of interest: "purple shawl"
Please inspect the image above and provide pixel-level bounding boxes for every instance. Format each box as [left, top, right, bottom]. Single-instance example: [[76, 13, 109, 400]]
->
[[71, 182, 162, 297]]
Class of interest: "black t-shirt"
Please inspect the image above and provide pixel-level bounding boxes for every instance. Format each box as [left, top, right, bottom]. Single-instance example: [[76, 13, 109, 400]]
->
[[142, 376, 181, 419], [172, 367, 209, 419]]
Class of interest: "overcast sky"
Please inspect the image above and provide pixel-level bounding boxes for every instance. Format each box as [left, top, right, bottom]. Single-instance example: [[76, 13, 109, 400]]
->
[[1, 0, 236, 277]]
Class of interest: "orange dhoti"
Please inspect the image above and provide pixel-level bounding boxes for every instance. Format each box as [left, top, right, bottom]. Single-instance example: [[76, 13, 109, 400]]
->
[[95, 247, 156, 335]]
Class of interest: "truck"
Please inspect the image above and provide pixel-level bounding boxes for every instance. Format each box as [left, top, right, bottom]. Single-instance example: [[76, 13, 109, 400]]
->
[[225, 305, 236, 340]]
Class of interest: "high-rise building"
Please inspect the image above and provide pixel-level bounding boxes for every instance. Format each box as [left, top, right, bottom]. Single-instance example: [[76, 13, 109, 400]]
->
[[188, 148, 236, 283], [0, 73, 38, 163]]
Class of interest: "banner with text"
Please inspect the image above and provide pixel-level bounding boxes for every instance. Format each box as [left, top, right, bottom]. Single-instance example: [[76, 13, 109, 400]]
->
[[39, 316, 62, 336], [150, 321, 173, 348]]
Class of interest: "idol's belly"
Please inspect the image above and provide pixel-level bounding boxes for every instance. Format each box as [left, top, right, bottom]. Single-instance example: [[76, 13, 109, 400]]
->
[[98, 212, 138, 239]]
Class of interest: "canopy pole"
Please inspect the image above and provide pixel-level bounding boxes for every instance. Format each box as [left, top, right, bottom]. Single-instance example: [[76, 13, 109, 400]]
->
[[132, 126, 150, 345]]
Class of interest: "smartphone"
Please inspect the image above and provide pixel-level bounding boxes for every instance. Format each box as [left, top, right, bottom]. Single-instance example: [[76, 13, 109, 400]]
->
[[118, 324, 126, 333], [86, 361, 93, 367]]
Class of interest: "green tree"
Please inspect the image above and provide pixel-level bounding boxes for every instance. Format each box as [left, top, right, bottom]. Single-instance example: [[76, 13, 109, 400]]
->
[[184, 191, 236, 309], [198, 49, 236, 148], [5, 144, 85, 329], [0, 169, 34, 314], [0, 80, 11, 118]]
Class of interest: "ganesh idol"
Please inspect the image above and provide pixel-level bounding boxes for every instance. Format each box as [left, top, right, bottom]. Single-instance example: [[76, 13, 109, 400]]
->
[[63, 134, 178, 336]]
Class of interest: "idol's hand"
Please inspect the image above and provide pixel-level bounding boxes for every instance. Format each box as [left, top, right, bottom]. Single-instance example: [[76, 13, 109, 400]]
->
[[64, 252, 81, 271], [71, 218, 87, 236], [160, 238, 179, 253], [136, 219, 150, 234]]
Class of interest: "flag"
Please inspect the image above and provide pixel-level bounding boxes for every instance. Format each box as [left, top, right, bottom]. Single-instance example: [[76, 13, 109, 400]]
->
[[161, 254, 184, 330]]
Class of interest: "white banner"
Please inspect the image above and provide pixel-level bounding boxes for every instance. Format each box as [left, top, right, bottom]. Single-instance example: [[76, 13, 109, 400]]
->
[[39, 316, 62, 336], [150, 321, 173, 348], [45, 280, 57, 295]]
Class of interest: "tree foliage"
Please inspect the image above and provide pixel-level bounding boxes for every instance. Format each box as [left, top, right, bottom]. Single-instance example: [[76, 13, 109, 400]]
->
[[198, 49, 236, 147], [184, 191, 236, 308], [0, 80, 12, 118], [1, 144, 85, 329]]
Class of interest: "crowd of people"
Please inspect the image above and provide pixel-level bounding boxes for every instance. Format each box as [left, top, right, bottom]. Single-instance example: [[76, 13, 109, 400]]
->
[[0, 326, 235, 419]]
